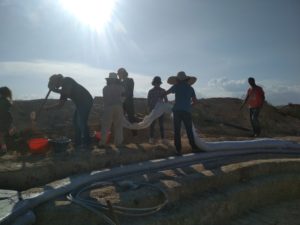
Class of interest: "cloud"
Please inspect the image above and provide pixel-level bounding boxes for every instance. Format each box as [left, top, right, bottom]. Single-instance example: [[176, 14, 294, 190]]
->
[[1, 61, 299, 105], [0, 60, 152, 100], [206, 77, 248, 98], [208, 77, 247, 92], [264, 84, 300, 106], [205, 77, 300, 105]]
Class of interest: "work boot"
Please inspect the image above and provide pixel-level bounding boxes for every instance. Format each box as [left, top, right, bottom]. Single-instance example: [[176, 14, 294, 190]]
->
[[161, 139, 168, 145], [149, 138, 155, 144], [0, 144, 7, 154], [191, 145, 205, 153], [97, 142, 107, 149], [175, 151, 182, 156]]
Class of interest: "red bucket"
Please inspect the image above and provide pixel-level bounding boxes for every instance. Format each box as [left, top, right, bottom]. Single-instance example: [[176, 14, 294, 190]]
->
[[95, 131, 111, 144], [28, 138, 49, 153]]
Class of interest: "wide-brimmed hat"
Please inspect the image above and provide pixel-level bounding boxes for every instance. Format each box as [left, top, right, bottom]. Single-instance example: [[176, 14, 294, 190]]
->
[[152, 76, 162, 85], [106, 72, 118, 80], [167, 71, 197, 85]]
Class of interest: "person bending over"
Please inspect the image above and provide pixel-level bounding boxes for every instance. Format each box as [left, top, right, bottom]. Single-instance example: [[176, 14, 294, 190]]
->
[[46, 74, 93, 149]]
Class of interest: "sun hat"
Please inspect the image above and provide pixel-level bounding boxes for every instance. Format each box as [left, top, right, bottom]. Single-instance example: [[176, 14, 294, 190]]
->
[[152, 76, 162, 85], [167, 71, 197, 85], [106, 72, 118, 80]]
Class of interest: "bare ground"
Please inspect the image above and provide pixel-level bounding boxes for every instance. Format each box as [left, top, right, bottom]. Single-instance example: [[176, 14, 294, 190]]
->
[[1, 97, 299, 190]]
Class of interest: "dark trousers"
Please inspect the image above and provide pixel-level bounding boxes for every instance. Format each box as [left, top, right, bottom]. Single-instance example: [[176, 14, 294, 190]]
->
[[73, 102, 92, 146], [123, 98, 137, 135], [123, 98, 136, 123], [249, 108, 261, 136], [150, 115, 165, 139], [173, 110, 197, 153]]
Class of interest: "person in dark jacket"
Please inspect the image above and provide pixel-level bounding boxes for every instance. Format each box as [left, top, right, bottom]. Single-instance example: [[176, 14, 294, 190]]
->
[[117, 68, 138, 136], [0, 87, 15, 153], [45, 74, 93, 148]]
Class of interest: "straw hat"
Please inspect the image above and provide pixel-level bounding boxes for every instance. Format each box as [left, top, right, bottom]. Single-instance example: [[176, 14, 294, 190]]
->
[[106, 72, 118, 80], [167, 71, 197, 85]]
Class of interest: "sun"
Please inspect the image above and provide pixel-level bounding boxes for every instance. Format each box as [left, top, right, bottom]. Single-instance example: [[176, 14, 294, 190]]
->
[[60, 0, 116, 31]]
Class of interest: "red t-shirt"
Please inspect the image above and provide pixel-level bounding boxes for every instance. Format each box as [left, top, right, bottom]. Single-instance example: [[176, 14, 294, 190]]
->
[[247, 86, 265, 108]]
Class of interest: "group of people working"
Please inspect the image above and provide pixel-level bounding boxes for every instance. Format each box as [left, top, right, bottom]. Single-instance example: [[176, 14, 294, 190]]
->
[[44, 68, 201, 156], [0, 68, 265, 155]]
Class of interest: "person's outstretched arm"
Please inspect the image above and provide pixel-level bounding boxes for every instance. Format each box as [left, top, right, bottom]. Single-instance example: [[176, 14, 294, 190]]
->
[[240, 93, 249, 110]]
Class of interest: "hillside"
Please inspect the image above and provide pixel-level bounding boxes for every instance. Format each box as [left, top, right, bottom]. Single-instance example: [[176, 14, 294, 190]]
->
[[1, 97, 300, 191], [10, 97, 300, 143]]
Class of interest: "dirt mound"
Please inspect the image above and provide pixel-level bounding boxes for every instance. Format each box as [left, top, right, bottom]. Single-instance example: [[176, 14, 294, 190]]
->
[[2, 97, 300, 191], [277, 103, 300, 120], [10, 97, 300, 142], [193, 98, 300, 137]]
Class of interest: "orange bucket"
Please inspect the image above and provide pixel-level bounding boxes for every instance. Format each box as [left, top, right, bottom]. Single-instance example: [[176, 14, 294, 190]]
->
[[28, 138, 49, 153], [95, 131, 111, 144]]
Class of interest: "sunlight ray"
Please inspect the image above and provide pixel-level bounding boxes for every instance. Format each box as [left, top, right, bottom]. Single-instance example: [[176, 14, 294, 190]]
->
[[60, 0, 117, 31]]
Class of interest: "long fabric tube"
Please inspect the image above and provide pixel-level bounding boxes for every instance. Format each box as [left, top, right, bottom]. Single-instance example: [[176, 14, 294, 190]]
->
[[123, 102, 300, 151]]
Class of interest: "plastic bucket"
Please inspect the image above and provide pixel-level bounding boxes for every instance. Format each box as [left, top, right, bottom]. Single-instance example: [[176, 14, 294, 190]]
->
[[95, 131, 111, 144], [49, 137, 71, 153], [28, 138, 49, 153]]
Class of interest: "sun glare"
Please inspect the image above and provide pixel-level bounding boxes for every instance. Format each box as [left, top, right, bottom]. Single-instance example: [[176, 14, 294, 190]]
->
[[60, 0, 116, 31]]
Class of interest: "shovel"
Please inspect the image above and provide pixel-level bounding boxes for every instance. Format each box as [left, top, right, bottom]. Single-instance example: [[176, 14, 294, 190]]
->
[[32, 89, 51, 122], [30, 89, 51, 132]]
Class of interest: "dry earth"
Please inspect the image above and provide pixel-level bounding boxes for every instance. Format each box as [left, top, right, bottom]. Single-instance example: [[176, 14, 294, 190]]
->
[[1, 97, 300, 190]]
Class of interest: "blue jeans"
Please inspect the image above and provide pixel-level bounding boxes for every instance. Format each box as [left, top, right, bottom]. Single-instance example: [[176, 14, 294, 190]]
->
[[173, 110, 197, 153], [150, 115, 165, 139], [73, 101, 92, 146], [249, 108, 261, 136]]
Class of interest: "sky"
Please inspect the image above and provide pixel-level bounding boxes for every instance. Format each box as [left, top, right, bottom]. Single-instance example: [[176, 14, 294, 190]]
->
[[0, 0, 299, 105]]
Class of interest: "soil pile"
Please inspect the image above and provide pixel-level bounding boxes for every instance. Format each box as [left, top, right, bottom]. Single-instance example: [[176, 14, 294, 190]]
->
[[10, 97, 300, 141]]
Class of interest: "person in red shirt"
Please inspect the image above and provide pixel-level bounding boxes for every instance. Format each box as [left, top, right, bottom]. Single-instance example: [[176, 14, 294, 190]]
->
[[241, 77, 265, 137]]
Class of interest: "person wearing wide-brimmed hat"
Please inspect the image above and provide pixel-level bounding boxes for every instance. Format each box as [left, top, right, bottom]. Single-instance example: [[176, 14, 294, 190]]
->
[[165, 71, 200, 155], [100, 72, 125, 147], [147, 76, 168, 144], [45, 74, 93, 149]]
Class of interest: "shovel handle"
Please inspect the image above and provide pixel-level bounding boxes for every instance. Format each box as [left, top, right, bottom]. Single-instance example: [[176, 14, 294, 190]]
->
[[35, 89, 51, 121]]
